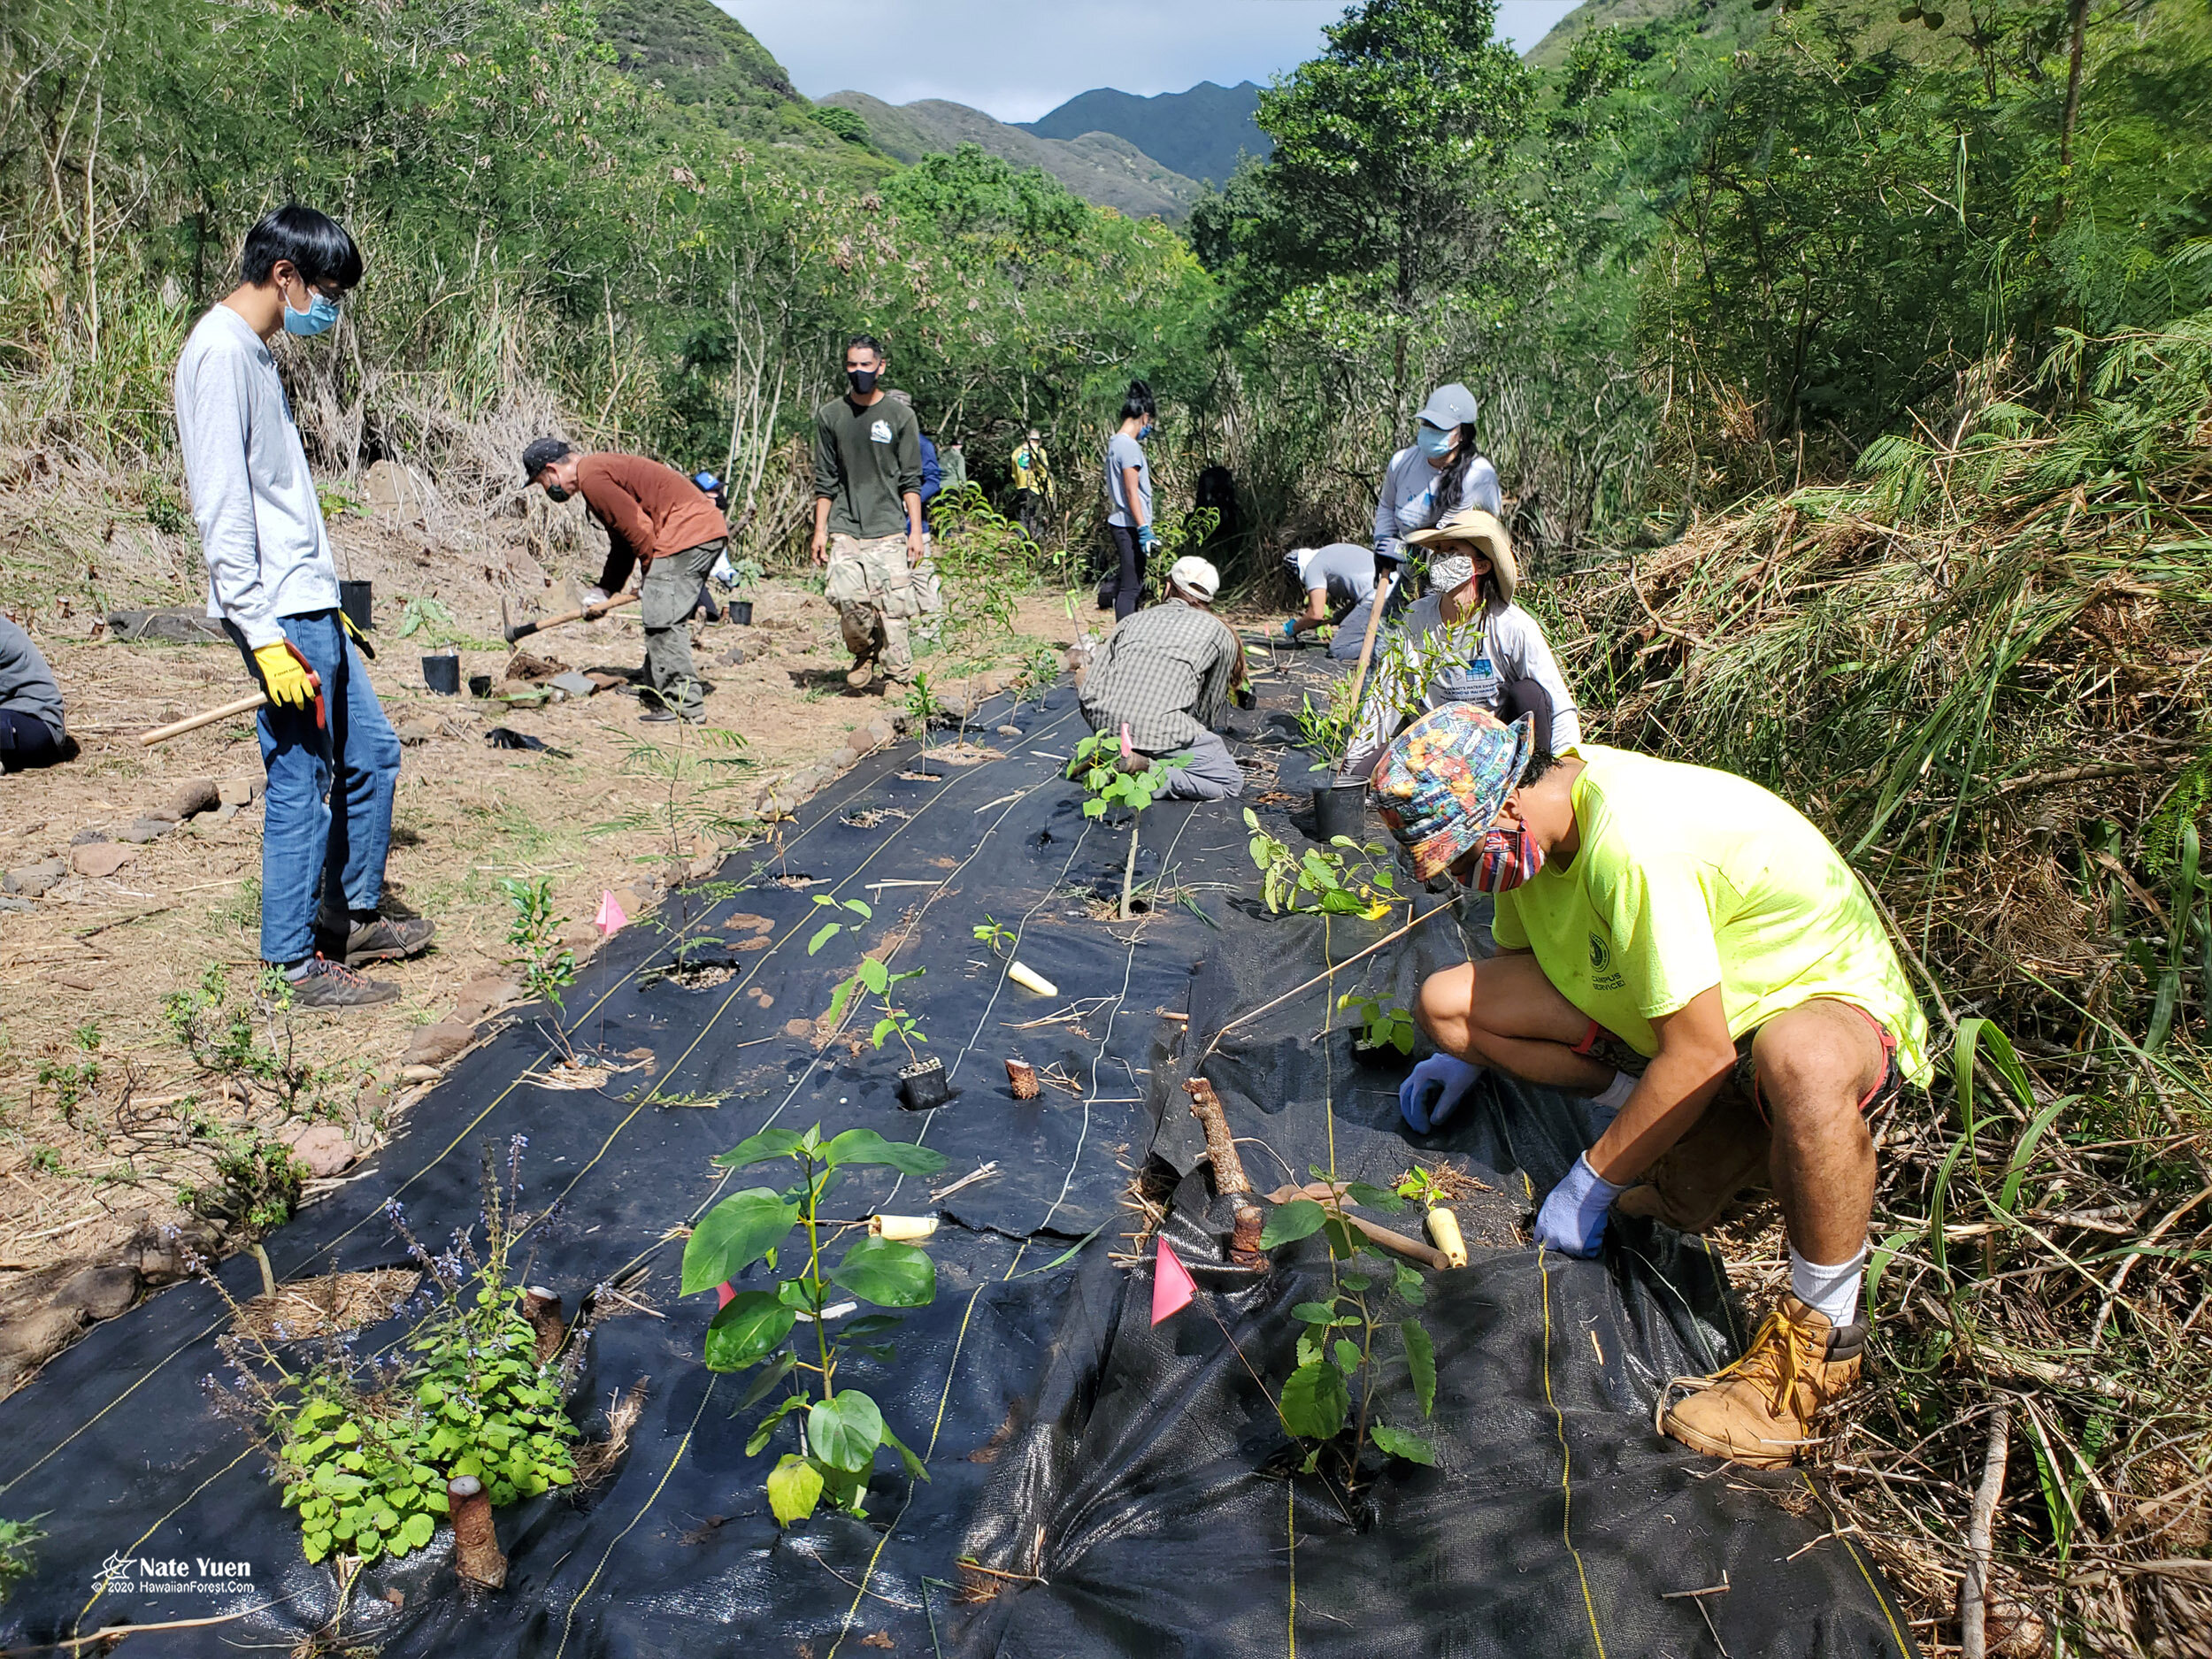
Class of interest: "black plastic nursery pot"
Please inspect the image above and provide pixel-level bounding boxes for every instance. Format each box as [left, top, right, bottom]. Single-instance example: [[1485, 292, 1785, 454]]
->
[[731, 599, 755, 626], [467, 673, 494, 698], [421, 652, 461, 695], [1349, 1039, 1406, 1069], [339, 579, 374, 634], [897, 1056, 954, 1110], [1311, 780, 1367, 841]]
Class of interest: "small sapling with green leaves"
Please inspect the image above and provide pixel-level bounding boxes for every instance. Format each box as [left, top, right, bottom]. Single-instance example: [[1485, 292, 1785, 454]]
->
[[684, 1125, 949, 1524]]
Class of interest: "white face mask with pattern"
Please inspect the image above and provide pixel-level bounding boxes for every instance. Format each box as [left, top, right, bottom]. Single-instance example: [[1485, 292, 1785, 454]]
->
[[1428, 554, 1475, 594]]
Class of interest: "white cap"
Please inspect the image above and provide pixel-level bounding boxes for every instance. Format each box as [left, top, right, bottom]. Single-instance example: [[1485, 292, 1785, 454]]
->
[[1167, 556, 1220, 602], [1282, 547, 1317, 582]]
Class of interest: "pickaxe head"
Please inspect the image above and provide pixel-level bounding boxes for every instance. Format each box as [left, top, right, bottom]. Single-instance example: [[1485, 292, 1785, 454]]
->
[[501, 594, 523, 645]]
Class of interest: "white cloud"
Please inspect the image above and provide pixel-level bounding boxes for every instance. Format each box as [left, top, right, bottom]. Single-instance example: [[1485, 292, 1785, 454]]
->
[[721, 0, 1581, 123]]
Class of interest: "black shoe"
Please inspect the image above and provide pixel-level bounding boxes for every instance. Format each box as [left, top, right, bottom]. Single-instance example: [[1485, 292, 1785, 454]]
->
[[640, 708, 702, 724], [282, 955, 401, 1009]]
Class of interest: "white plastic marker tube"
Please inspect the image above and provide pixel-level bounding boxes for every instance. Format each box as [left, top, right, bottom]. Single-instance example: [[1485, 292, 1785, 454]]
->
[[1007, 960, 1058, 997], [1426, 1206, 1469, 1269], [870, 1215, 940, 1241]]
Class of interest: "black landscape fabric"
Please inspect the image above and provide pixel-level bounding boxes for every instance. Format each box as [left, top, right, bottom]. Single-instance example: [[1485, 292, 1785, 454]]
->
[[0, 672, 1919, 1658]]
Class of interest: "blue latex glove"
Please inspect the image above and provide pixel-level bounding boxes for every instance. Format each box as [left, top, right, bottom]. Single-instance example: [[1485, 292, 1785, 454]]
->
[[1137, 523, 1159, 552], [1399, 1054, 1482, 1133], [1533, 1153, 1626, 1258]]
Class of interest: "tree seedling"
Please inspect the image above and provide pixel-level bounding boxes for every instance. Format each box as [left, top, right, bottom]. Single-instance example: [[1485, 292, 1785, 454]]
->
[[1338, 991, 1417, 1056], [1244, 811, 1399, 918], [684, 1125, 949, 1524], [1259, 1180, 1438, 1479], [501, 875, 577, 1010], [972, 916, 1017, 956], [1069, 728, 1184, 920]]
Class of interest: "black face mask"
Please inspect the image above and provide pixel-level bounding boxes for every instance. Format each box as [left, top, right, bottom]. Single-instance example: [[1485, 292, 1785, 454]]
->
[[543, 484, 571, 503], [847, 367, 879, 396]]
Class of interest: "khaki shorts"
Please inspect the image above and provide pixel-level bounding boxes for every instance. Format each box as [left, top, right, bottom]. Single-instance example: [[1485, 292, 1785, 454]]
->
[[1573, 1002, 1903, 1120], [824, 533, 921, 619]]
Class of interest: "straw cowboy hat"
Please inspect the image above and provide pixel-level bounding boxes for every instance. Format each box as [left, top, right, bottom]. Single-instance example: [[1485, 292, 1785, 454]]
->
[[1405, 507, 1518, 605]]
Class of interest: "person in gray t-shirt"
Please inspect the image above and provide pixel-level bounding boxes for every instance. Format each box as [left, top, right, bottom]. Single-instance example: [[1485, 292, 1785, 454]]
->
[[1280, 543, 1376, 641], [0, 617, 67, 772], [1100, 380, 1158, 622]]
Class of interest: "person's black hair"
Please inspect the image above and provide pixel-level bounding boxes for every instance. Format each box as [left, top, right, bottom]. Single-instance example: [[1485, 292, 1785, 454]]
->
[[239, 205, 364, 291], [520, 436, 573, 482], [1118, 380, 1156, 424], [1517, 745, 1561, 792], [845, 334, 885, 362], [1435, 421, 1483, 513]]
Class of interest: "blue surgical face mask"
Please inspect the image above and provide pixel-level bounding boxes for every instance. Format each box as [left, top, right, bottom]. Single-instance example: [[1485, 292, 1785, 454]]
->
[[1136, 422, 1155, 442], [1417, 423, 1455, 461], [283, 288, 342, 337]]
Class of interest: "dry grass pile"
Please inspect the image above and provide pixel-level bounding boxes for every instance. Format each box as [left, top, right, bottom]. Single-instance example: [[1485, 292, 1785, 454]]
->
[[1547, 317, 2212, 1655]]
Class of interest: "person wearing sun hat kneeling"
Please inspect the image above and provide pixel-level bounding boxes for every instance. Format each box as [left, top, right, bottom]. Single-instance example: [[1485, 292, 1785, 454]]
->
[[1077, 556, 1248, 802], [1369, 703, 1932, 1466]]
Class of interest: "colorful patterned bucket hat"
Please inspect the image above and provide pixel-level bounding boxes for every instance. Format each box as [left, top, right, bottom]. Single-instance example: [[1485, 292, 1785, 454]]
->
[[1368, 703, 1538, 879]]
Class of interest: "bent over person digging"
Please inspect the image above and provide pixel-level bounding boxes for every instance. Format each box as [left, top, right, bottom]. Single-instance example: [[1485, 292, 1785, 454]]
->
[[1371, 703, 1933, 1466]]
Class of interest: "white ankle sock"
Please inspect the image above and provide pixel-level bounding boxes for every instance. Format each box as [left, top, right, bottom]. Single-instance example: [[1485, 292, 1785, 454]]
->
[[1592, 1071, 1637, 1114], [1790, 1245, 1870, 1327]]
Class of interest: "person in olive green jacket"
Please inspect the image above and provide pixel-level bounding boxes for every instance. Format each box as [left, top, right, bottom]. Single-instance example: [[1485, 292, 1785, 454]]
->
[[810, 334, 933, 689]]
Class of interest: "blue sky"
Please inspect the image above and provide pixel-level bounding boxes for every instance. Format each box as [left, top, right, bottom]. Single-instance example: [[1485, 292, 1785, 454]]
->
[[723, 0, 1583, 124]]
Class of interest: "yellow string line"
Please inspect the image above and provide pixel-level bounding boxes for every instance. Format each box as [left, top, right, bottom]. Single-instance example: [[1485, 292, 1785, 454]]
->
[[69, 1446, 257, 1637], [1286, 1478, 1298, 1658], [551, 1376, 721, 1659], [1539, 1247, 1609, 1659], [1799, 1470, 1912, 1659]]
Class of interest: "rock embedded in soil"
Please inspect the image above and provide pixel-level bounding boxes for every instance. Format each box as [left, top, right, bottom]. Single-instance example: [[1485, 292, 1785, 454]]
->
[[280, 1123, 356, 1179], [164, 778, 221, 821], [447, 977, 521, 1025], [116, 817, 173, 844], [218, 777, 263, 806], [52, 1263, 140, 1322], [400, 1021, 476, 1069], [4, 859, 66, 896], [0, 1307, 84, 1392], [71, 842, 137, 879]]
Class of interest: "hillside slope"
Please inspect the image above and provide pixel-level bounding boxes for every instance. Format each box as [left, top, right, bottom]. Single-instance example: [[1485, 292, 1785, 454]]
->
[[1524, 0, 1766, 66], [821, 91, 1202, 219], [1022, 80, 1269, 186], [596, 0, 879, 166]]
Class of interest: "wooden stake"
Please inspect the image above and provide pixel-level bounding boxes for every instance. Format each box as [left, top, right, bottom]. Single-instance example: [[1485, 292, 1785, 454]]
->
[[1960, 1402, 2011, 1659]]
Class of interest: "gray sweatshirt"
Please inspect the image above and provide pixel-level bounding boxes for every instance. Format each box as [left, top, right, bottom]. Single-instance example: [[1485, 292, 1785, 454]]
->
[[0, 618, 64, 740], [174, 305, 340, 649]]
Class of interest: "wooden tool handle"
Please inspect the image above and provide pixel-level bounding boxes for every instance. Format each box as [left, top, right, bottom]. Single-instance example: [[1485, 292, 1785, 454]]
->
[[508, 588, 640, 641], [1344, 568, 1394, 718], [138, 692, 268, 748], [1266, 1182, 1451, 1271]]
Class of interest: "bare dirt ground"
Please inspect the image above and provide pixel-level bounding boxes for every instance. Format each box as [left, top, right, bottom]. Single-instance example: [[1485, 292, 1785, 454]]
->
[[0, 477, 1085, 1388]]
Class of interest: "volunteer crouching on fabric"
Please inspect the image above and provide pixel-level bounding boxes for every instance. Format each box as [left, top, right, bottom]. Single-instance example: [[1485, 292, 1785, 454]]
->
[[1370, 703, 1932, 1465], [1078, 557, 1249, 802], [1279, 543, 1375, 643], [1333, 382, 1502, 655], [521, 439, 729, 722], [1337, 508, 1577, 778]]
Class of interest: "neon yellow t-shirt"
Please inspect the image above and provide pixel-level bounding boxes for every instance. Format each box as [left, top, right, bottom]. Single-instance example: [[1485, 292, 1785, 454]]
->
[[1491, 746, 1932, 1087]]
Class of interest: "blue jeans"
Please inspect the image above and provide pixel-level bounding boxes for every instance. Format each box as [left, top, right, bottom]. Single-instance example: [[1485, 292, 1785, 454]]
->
[[230, 611, 401, 964]]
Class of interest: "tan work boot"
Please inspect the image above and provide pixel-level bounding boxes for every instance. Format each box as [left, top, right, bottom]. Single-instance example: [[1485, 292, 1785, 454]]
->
[[1612, 1082, 1771, 1234], [1659, 1294, 1864, 1467], [845, 658, 876, 689]]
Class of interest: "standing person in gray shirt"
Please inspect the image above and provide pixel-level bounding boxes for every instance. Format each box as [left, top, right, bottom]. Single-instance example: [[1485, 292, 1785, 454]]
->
[[1102, 380, 1157, 622], [810, 334, 933, 690], [0, 617, 68, 772], [173, 206, 434, 1007]]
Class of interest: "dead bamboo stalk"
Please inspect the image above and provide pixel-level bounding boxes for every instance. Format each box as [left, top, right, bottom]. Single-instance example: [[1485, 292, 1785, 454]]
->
[[1184, 1078, 1263, 1262], [1960, 1401, 2011, 1659]]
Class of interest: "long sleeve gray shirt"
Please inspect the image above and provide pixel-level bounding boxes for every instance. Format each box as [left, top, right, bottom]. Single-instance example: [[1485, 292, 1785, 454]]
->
[[1371, 445, 1502, 564], [174, 305, 340, 649], [0, 618, 65, 740], [1340, 592, 1580, 779]]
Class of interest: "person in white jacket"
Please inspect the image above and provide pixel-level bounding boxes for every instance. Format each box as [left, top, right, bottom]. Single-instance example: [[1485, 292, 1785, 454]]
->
[[1337, 507, 1578, 780], [1332, 382, 1502, 658]]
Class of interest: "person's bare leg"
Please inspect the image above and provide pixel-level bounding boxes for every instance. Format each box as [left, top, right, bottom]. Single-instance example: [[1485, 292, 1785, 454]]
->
[[1416, 956, 1616, 1094], [1751, 1000, 1883, 1263]]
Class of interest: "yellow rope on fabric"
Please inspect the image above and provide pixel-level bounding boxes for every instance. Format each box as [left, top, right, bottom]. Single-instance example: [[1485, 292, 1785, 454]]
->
[[1539, 1246, 1609, 1659]]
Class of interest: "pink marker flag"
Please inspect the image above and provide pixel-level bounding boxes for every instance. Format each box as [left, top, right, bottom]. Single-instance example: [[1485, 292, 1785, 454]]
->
[[1118, 722, 1135, 765], [716, 1282, 736, 1309], [1151, 1237, 1196, 1326], [595, 889, 627, 935]]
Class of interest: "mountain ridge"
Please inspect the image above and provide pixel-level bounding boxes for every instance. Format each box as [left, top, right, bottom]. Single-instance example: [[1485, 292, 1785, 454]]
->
[[820, 91, 1202, 219], [1020, 80, 1269, 187]]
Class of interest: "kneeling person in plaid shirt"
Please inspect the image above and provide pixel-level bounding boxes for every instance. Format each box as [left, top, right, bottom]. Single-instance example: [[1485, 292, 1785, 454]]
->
[[1078, 556, 1248, 802]]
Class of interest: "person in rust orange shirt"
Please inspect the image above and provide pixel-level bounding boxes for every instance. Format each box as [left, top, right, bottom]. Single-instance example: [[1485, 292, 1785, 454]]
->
[[522, 440, 727, 722]]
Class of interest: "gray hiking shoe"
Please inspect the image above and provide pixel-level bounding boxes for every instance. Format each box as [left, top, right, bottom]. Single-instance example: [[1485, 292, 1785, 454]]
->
[[319, 911, 437, 965], [283, 955, 401, 1009]]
